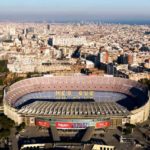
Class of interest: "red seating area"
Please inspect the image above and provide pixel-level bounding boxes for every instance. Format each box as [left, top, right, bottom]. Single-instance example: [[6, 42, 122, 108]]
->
[[5, 76, 147, 106]]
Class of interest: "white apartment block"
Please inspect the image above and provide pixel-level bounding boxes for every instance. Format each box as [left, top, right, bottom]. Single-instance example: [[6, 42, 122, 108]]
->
[[49, 36, 87, 46]]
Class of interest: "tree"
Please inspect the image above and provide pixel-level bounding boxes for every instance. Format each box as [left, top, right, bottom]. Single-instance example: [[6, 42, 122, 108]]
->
[[138, 78, 150, 90], [122, 123, 135, 135], [0, 60, 9, 73], [16, 122, 26, 132], [125, 123, 135, 128], [123, 128, 132, 135], [0, 129, 10, 139], [0, 114, 15, 129]]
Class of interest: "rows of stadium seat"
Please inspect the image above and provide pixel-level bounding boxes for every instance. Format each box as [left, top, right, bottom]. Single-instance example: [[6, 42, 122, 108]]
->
[[8, 84, 131, 104], [18, 101, 129, 116], [8, 88, 135, 106], [5, 76, 147, 106], [9, 76, 141, 92], [14, 91, 129, 107]]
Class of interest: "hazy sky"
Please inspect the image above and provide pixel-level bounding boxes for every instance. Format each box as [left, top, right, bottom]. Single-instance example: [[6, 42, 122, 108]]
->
[[0, 0, 150, 22]]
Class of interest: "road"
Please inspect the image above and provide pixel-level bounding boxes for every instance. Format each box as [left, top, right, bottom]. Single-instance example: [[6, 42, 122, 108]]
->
[[9, 128, 18, 150]]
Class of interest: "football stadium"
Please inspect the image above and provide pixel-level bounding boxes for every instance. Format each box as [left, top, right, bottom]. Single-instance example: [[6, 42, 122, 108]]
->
[[3, 76, 150, 130]]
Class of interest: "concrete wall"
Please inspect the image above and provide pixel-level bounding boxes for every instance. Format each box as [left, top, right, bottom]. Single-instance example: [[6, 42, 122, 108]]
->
[[4, 103, 23, 125], [130, 99, 150, 124], [3, 97, 150, 126]]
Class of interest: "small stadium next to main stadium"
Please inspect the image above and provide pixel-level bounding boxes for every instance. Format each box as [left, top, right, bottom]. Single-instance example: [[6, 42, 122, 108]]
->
[[3, 76, 150, 129]]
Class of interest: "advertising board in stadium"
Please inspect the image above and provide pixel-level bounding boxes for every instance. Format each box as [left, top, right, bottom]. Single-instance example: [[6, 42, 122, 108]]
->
[[56, 122, 73, 129], [35, 120, 50, 128], [35, 118, 111, 129], [95, 121, 111, 128], [55, 122, 89, 129]]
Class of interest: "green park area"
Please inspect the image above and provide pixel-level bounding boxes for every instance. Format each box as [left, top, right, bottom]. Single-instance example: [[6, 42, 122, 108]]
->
[[0, 114, 15, 139], [0, 60, 8, 105], [0, 114, 26, 139], [0, 60, 8, 73]]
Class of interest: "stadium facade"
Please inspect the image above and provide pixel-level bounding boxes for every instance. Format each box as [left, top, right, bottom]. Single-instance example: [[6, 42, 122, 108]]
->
[[3, 76, 150, 129]]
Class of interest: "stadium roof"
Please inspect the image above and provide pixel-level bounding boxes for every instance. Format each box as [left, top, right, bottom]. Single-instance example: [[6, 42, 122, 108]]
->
[[18, 101, 130, 117]]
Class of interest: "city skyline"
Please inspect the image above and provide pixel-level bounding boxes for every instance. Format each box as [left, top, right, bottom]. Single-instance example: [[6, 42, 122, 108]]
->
[[0, 0, 150, 23], [0, 1, 150, 148]]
